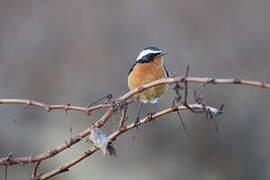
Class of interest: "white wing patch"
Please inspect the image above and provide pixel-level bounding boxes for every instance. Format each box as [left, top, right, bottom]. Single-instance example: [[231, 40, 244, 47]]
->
[[136, 49, 162, 61]]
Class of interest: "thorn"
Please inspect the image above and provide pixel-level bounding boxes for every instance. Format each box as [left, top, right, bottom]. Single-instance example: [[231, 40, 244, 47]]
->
[[60, 168, 69, 173], [48, 148, 57, 154], [65, 139, 72, 148], [138, 86, 144, 92], [70, 135, 82, 142]]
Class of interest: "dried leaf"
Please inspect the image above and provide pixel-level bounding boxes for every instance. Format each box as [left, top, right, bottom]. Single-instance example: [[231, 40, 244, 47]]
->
[[89, 128, 115, 155]]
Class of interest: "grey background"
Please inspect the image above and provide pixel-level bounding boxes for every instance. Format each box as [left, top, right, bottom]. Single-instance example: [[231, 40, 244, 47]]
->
[[0, 0, 270, 179]]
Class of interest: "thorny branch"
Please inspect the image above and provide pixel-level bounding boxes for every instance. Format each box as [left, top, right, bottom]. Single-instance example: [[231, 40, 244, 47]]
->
[[0, 76, 269, 111], [39, 104, 220, 180], [0, 75, 269, 179]]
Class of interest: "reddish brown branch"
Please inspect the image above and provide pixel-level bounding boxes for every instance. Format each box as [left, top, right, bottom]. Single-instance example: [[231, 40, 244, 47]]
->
[[0, 99, 135, 166], [39, 104, 219, 180], [0, 77, 268, 111], [0, 76, 269, 179], [0, 99, 113, 114], [0, 76, 269, 166], [120, 76, 270, 100]]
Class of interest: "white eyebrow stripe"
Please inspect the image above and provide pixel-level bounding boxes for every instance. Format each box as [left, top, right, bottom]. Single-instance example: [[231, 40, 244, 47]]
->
[[136, 49, 162, 61]]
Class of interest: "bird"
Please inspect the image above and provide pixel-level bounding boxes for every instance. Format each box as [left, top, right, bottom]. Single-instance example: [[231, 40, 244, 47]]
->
[[128, 46, 169, 125]]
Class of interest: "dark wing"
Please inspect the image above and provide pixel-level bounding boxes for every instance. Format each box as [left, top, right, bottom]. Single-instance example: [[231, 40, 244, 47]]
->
[[128, 59, 149, 75], [128, 61, 137, 75], [163, 65, 169, 77]]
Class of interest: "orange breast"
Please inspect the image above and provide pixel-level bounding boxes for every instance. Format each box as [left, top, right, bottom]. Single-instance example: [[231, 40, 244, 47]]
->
[[127, 57, 168, 103]]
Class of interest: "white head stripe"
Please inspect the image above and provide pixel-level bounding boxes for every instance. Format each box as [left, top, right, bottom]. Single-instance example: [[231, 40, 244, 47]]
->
[[136, 49, 162, 61]]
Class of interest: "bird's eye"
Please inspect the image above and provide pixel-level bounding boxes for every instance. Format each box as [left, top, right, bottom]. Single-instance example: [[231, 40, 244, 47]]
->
[[142, 56, 148, 61], [145, 54, 154, 61]]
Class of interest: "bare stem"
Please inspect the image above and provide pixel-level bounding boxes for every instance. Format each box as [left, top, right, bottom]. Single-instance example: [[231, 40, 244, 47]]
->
[[0, 76, 269, 179], [39, 104, 217, 180]]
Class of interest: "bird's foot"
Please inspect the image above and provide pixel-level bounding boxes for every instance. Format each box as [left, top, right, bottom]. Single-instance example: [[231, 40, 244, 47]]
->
[[134, 116, 141, 130], [146, 112, 155, 122]]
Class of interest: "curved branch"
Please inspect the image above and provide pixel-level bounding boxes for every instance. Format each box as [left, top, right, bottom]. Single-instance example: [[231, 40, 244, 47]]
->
[[0, 76, 268, 110], [0, 76, 269, 166], [39, 104, 220, 180], [0, 99, 112, 114], [95, 76, 270, 128], [120, 76, 270, 100], [0, 101, 134, 166]]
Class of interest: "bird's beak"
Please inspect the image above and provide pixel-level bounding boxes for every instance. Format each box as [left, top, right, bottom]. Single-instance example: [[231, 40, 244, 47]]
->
[[160, 52, 167, 57]]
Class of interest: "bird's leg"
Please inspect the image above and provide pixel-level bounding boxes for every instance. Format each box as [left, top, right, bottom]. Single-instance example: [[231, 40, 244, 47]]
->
[[148, 103, 157, 122], [134, 103, 143, 128]]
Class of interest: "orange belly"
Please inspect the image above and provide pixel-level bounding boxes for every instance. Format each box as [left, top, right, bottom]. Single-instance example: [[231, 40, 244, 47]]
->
[[128, 62, 168, 104]]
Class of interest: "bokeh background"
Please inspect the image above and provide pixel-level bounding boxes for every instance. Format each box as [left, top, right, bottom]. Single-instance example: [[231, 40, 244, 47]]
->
[[0, 0, 270, 179]]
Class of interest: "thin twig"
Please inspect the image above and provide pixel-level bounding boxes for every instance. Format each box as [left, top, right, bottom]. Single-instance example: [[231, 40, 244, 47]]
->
[[31, 161, 41, 180], [12, 103, 29, 123], [4, 165, 7, 180], [0, 99, 112, 114], [172, 100, 186, 130]]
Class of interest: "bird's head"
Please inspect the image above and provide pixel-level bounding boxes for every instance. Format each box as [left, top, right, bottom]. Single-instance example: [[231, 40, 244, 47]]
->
[[136, 47, 167, 63]]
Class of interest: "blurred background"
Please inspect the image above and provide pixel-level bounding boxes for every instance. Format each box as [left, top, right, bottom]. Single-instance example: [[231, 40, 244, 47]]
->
[[0, 0, 270, 179]]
